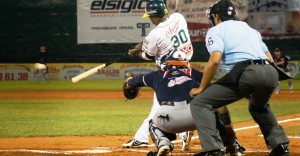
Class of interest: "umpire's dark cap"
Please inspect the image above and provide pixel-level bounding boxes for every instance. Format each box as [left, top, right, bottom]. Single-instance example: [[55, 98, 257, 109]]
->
[[207, 0, 236, 20]]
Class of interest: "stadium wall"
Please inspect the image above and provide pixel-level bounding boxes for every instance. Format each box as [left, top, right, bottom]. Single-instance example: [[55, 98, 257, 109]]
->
[[0, 1, 299, 63], [0, 62, 299, 81]]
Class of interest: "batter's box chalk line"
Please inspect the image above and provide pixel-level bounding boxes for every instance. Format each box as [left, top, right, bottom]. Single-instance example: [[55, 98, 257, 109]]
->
[[0, 117, 299, 155]]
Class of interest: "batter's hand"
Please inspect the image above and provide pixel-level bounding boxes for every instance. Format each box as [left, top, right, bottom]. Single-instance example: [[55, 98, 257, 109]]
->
[[128, 48, 139, 57], [189, 88, 202, 98]]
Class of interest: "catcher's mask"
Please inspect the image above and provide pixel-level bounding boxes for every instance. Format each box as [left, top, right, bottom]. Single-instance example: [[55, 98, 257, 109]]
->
[[206, 0, 236, 26], [143, 0, 168, 18], [163, 50, 190, 69]]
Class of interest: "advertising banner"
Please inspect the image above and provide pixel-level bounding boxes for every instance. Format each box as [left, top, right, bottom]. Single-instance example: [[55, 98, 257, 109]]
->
[[77, 0, 155, 44], [0, 62, 299, 81], [166, 0, 248, 42], [0, 63, 159, 81]]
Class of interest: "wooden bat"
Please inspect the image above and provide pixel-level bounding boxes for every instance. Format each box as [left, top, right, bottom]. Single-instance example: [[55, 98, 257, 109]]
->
[[71, 57, 124, 83]]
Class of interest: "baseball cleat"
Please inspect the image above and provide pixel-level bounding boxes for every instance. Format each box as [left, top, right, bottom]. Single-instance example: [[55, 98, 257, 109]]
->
[[269, 142, 290, 156], [122, 139, 148, 148], [194, 149, 225, 156], [182, 130, 194, 152]]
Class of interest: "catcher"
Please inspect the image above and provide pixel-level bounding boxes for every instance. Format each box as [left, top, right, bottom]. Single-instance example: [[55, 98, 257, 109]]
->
[[123, 50, 244, 156]]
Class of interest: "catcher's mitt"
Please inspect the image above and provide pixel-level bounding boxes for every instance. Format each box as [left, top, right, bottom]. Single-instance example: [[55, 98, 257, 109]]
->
[[123, 73, 140, 100]]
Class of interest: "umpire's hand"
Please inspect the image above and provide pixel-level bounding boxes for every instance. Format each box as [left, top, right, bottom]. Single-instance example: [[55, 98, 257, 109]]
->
[[189, 88, 202, 98]]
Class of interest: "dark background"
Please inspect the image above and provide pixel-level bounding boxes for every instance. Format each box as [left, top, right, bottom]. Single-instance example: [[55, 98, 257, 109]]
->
[[0, 0, 299, 63]]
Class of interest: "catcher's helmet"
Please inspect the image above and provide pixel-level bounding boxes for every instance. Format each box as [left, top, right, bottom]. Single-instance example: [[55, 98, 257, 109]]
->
[[164, 50, 190, 68], [206, 0, 236, 26], [143, 0, 168, 18]]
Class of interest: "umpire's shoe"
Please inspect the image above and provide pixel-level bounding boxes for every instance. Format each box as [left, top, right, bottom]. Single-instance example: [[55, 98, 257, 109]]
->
[[193, 149, 225, 156], [122, 139, 148, 148], [269, 142, 290, 156]]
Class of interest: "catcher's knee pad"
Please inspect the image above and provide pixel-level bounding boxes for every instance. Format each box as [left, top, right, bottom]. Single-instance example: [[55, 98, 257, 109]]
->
[[149, 120, 176, 149]]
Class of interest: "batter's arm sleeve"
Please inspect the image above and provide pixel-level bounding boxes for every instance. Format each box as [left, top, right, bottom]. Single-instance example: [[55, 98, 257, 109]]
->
[[141, 52, 155, 60], [141, 33, 158, 60], [129, 41, 155, 60]]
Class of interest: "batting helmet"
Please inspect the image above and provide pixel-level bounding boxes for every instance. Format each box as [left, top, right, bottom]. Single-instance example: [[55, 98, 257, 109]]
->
[[143, 0, 168, 18], [206, 0, 236, 26]]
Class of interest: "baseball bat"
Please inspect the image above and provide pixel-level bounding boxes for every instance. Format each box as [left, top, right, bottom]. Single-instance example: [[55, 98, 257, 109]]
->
[[71, 57, 124, 83]]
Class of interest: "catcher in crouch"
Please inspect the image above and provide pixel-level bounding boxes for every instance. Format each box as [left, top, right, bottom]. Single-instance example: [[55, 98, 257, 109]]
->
[[123, 50, 244, 156]]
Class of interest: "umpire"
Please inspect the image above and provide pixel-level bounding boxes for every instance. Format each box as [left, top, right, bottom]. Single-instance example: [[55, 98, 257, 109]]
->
[[189, 0, 290, 156]]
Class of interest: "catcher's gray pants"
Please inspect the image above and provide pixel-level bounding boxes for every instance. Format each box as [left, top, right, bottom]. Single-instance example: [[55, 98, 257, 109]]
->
[[153, 101, 196, 133], [190, 64, 289, 152]]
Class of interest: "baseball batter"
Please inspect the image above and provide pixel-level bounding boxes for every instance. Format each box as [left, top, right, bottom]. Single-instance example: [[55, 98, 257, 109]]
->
[[189, 0, 290, 155], [124, 0, 194, 151], [124, 0, 245, 154]]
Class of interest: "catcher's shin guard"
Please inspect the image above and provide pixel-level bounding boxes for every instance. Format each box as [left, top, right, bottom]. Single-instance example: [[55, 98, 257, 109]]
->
[[149, 120, 175, 151], [217, 112, 246, 155]]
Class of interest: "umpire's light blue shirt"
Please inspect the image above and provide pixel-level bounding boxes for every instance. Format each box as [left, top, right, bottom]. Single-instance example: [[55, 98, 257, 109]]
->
[[205, 20, 269, 71]]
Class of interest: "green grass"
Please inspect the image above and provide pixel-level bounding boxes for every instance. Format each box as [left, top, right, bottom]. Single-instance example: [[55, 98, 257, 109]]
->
[[0, 79, 299, 91], [0, 80, 124, 91], [0, 98, 299, 138], [0, 99, 153, 137], [0, 79, 299, 138], [228, 99, 300, 123], [0, 80, 152, 91], [285, 126, 300, 136]]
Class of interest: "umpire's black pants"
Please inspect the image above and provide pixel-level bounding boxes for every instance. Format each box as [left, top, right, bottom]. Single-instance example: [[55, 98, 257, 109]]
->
[[190, 64, 289, 152]]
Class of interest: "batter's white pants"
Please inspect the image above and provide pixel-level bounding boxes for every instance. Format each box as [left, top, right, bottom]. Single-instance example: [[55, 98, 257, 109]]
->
[[134, 92, 186, 142]]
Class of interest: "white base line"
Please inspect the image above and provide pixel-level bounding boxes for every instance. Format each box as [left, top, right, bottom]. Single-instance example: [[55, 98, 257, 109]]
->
[[235, 117, 300, 131], [258, 134, 300, 139], [0, 117, 299, 154], [175, 117, 300, 141]]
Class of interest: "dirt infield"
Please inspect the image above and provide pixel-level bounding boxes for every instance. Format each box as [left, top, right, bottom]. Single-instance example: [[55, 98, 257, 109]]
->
[[0, 90, 299, 156]]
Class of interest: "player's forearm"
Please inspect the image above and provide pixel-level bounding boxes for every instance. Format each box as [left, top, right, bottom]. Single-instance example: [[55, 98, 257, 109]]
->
[[265, 51, 274, 63], [198, 51, 222, 92], [134, 42, 142, 50], [199, 60, 219, 91]]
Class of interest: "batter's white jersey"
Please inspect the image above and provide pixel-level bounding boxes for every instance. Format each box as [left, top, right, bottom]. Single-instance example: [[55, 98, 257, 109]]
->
[[142, 13, 193, 67]]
